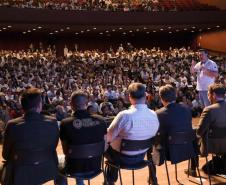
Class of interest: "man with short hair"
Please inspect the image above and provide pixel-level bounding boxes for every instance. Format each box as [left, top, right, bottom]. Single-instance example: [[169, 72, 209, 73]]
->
[[197, 83, 226, 156], [57, 91, 107, 185], [105, 82, 159, 185], [187, 84, 226, 176], [150, 85, 195, 178], [190, 49, 218, 107], [1, 87, 59, 185]]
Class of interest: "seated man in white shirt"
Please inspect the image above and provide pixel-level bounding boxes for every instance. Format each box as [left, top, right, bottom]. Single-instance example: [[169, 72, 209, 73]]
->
[[104, 82, 159, 185]]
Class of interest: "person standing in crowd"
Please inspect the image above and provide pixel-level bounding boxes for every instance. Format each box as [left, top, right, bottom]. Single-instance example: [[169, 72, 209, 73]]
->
[[1, 87, 59, 185], [149, 85, 195, 181], [105, 82, 159, 185], [56, 91, 107, 185], [190, 49, 218, 107]]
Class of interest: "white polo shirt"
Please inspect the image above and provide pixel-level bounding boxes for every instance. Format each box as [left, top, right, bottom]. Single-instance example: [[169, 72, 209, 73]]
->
[[107, 104, 159, 155], [194, 59, 218, 91]]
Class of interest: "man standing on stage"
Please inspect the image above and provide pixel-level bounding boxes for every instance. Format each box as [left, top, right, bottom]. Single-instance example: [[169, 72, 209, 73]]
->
[[190, 49, 218, 107]]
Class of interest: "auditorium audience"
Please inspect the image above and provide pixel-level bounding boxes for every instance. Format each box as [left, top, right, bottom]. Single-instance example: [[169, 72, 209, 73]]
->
[[0, 44, 225, 184], [0, 0, 218, 11], [0, 46, 225, 124]]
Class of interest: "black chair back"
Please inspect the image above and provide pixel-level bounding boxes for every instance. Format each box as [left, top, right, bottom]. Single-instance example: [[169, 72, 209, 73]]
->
[[167, 131, 196, 145], [208, 127, 226, 138], [67, 140, 105, 159], [120, 138, 153, 152], [14, 147, 54, 165]]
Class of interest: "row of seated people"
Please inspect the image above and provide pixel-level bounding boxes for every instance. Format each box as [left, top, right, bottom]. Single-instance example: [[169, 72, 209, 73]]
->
[[1, 82, 226, 185], [0, 0, 218, 11]]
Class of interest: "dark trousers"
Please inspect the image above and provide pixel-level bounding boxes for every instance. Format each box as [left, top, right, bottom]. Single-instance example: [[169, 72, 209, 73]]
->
[[104, 146, 145, 183], [147, 148, 158, 185]]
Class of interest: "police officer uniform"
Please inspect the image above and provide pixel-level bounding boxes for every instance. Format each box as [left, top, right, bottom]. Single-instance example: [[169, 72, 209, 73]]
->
[[60, 110, 107, 174]]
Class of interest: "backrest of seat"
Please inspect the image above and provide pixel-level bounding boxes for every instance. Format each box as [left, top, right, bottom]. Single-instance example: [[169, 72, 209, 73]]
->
[[167, 131, 196, 145], [207, 127, 226, 154], [120, 138, 153, 152], [163, 131, 197, 164], [14, 147, 54, 165], [67, 140, 105, 159], [208, 127, 226, 139]]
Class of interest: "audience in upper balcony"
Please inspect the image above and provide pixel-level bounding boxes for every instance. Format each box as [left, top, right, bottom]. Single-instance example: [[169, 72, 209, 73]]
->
[[0, 0, 219, 11]]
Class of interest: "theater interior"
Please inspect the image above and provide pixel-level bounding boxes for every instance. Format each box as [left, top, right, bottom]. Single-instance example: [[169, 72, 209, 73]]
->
[[0, 0, 226, 184]]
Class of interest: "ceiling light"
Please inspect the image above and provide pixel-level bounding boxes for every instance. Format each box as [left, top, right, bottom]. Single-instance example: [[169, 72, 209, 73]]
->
[[22, 32, 26, 34], [123, 32, 126, 35], [216, 25, 220, 28], [75, 32, 79, 35], [49, 32, 53, 35], [66, 27, 70, 30], [3, 28, 6, 30], [81, 30, 84, 33], [119, 27, 123, 30], [192, 26, 196, 29], [60, 29, 64, 32], [38, 26, 42, 29], [199, 29, 202, 32], [168, 26, 171, 29], [55, 30, 58, 33], [207, 28, 211, 30], [160, 28, 164, 31], [27, 30, 31, 32], [136, 29, 139, 32], [143, 27, 147, 30], [112, 29, 115, 32], [93, 27, 97, 30], [33, 28, 36, 31], [153, 30, 156, 33], [7, 25, 12, 28], [105, 30, 109, 33], [169, 31, 172, 34], [176, 29, 179, 32], [0, 30, 2, 32], [146, 32, 150, 34], [87, 29, 90, 32], [191, 30, 194, 33], [184, 28, 187, 31], [99, 32, 103, 35], [129, 30, 133, 33]]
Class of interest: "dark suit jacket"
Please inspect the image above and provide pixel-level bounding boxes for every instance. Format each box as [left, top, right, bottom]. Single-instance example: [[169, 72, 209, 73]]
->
[[197, 100, 226, 155], [154, 103, 195, 164], [2, 111, 59, 185]]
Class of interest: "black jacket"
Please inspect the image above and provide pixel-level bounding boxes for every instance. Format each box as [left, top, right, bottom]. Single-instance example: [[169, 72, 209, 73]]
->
[[2, 111, 59, 185], [154, 103, 195, 164]]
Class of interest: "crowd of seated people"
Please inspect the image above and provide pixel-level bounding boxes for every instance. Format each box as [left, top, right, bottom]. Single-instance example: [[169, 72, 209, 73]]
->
[[0, 0, 218, 11], [0, 45, 226, 134]]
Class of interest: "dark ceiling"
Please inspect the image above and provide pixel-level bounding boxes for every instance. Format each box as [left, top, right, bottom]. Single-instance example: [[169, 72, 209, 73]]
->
[[0, 8, 226, 37]]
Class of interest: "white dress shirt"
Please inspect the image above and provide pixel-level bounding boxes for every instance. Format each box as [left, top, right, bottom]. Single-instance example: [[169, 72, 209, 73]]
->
[[107, 104, 159, 155], [194, 59, 218, 91]]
